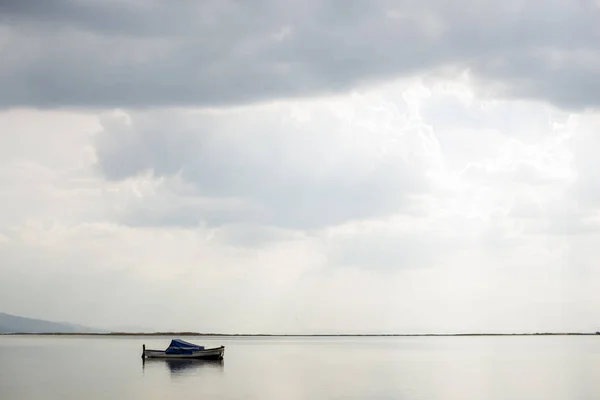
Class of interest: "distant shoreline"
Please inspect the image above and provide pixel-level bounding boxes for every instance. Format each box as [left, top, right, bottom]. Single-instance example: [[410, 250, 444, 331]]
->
[[2, 332, 600, 337]]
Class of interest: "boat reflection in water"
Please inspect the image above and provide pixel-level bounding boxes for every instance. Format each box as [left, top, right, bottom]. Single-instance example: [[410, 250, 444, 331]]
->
[[143, 358, 224, 378]]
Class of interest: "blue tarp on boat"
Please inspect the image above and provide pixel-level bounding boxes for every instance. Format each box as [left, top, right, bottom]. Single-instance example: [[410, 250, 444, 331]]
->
[[165, 339, 205, 354]]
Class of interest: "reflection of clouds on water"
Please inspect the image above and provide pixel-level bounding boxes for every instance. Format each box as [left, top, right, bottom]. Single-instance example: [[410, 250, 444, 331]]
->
[[143, 358, 224, 379]]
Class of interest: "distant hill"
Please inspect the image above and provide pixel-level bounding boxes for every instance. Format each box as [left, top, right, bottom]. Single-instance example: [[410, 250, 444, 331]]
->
[[0, 312, 103, 333]]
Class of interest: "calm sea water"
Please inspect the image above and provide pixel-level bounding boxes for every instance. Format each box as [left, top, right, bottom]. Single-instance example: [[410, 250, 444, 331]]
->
[[1, 335, 599, 399]]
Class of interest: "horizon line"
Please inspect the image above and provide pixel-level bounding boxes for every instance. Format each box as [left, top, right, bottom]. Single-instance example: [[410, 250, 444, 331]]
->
[[2, 331, 600, 337]]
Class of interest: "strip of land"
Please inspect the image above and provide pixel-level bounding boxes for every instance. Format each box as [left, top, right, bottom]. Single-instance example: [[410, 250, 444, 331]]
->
[[2, 332, 599, 336]]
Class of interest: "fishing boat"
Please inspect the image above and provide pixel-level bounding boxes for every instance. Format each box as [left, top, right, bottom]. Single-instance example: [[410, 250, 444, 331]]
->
[[142, 339, 224, 360]]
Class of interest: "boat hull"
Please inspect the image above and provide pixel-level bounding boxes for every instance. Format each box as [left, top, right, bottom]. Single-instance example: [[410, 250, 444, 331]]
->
[[143, 346, 224, 360]]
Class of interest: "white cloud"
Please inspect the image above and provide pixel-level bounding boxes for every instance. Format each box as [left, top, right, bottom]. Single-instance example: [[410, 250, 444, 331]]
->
[[2, 76, 600, 333], [94, 83, 433, 229]]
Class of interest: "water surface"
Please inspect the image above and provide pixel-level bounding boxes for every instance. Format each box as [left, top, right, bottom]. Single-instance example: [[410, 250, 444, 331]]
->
[[1, 335, 599, 399]]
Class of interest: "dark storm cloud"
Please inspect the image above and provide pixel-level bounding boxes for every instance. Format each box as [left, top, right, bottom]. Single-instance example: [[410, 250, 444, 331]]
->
[[1, 0, 599, 109]]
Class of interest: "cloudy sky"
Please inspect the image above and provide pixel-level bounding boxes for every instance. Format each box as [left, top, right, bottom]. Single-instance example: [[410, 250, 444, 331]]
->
[[1, 0, 600, 334]]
